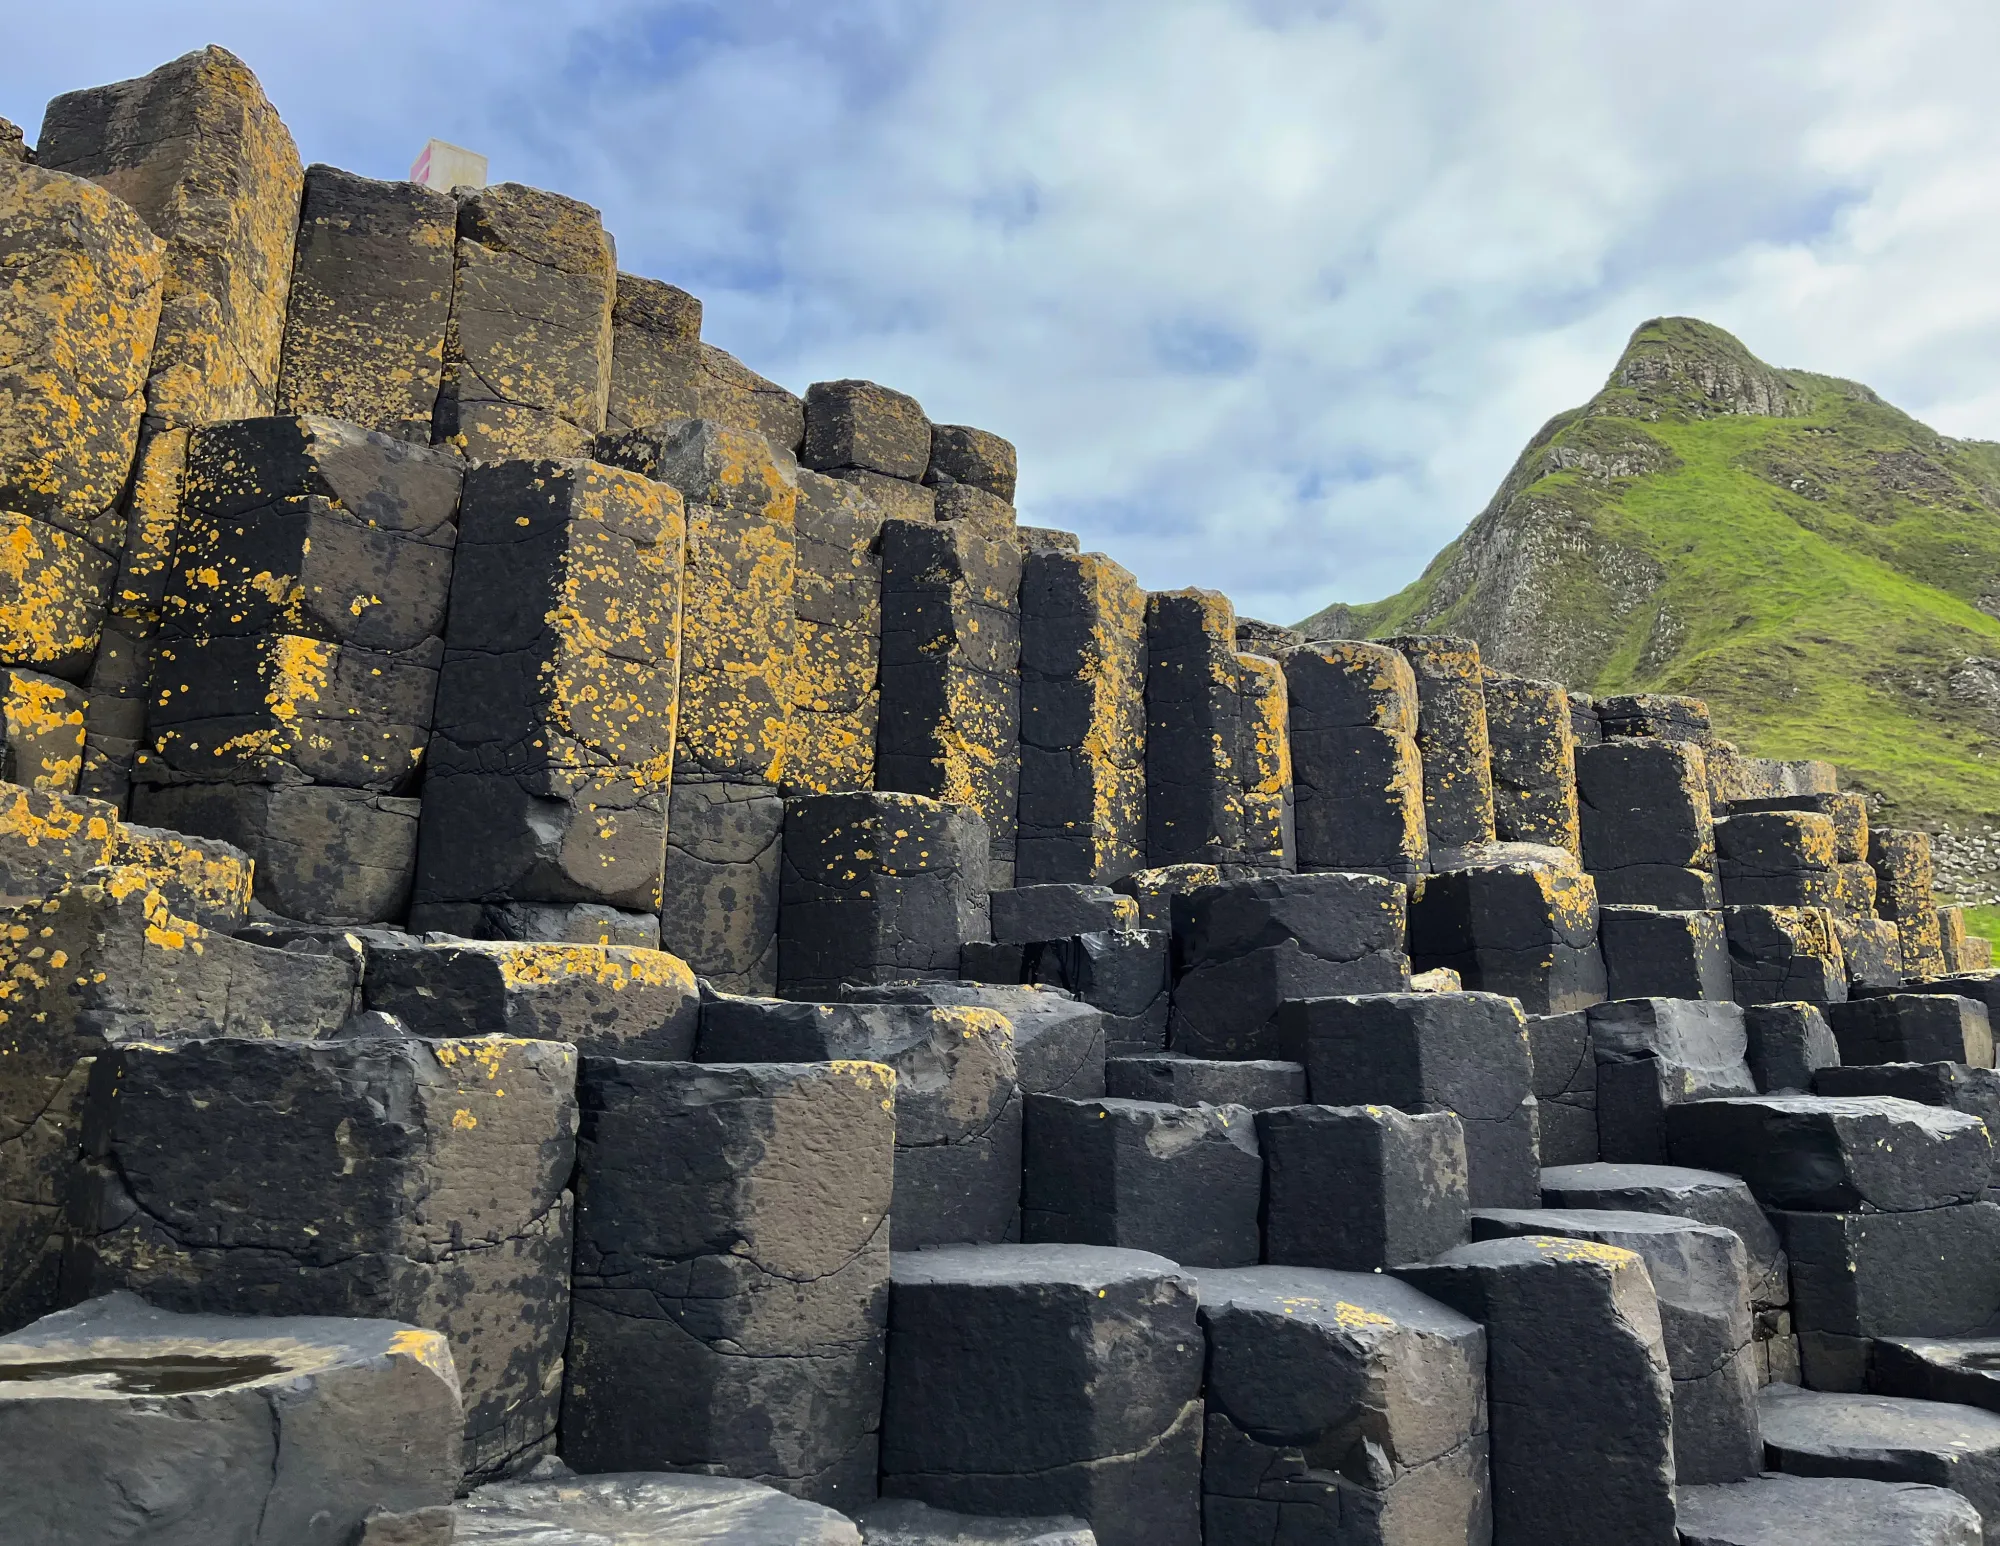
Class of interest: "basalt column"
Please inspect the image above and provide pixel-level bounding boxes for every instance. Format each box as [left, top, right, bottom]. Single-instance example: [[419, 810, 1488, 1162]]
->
[[36, 47, 304, 805], [129, 414, 463, 924], [1145, 589, 1291, 875], [598, 419, 796, 992], [1017, 550, 1146, 885]]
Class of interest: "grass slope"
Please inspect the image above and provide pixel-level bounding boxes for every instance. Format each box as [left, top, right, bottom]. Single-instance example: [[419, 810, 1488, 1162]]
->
[[1305, 320, 2000, 844]]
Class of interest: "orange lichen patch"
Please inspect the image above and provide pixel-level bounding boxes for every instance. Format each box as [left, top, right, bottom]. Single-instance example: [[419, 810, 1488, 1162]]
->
[[111, 428, 191, 620], [1528, 1235, 1642, 1269], [0, 784, 121, 890], [489, 941, 697, 998], [0, 512, 116, 675], [676, 498, 796, 784], [108, 826, 254, 925], [39, 46, 304, 427], [0, 159, 166, 524], [1, 669, 87, 792], [385, 1327, 459, 1389]]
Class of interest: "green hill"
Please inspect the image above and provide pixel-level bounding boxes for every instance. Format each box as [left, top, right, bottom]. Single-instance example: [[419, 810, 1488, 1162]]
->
[[1298, 317, 2000, 902]]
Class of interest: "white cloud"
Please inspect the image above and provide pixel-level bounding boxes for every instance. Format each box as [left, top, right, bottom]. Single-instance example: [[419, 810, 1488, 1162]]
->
[[9, 0, 2000, 621]]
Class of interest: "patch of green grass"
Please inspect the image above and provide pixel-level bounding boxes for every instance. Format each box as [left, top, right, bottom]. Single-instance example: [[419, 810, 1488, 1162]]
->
[[1959, 905, 2000, 947]]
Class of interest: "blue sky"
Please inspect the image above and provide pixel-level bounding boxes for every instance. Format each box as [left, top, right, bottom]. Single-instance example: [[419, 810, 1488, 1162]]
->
[[10, 1, 2000, 623]]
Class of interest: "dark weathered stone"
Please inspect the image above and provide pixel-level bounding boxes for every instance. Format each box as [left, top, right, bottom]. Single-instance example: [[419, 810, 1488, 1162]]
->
[[1597, 693, 1711, 743], [1485, 671, 1580, 853], [1197, 1265, 1489, 1545], [788, 468, 883, 797], [1872, 827, 1937, 921], [698, 342, 805, 460], [1285, 991, 1538, 1206], [1395, 1235, 1678, 1546], [1903, 907, 1952, 982], [278, 167, 457, 441], [418, 459, 684, 912], [132, 780, 420, 924], [36, 45, 302, 430], [1379, 635, 1495, 851], [1469, 1207, 1759, 1483], [1716, 810, 1838, 908], [1727, 791, 1869, 862], [1017, 551, 1146, 885], [1023, 1096, 1260, 1267], [1834, 859, 1882, 920], [1408, 861, 1606, 1014], [1759, 1383, 2000, 1542], [696, 994, 1021, 1249], [1105, 1054, 1306, 1109], [1598, 906, 1730, 1001], [1725, 904, 1849, 1005], [1743, 1001, 1843, 1093], [1825, 993, 1995, 1067], [1567, 691, 1601, 746], [1873, 1337, 2000, 1420], [98, 818, 253, 930], [779, 793, 989, 997], [1257, 1103, 1469, 1269], [363, 937, 699, 1057], [804, 380, 930, 480], [877, 522, 1021, 880], [1113, 862, 1219, 931], [1016, 929, 1169, 1056], [1146, 591, 1290, 874], [65, 1033, 577, 1480], [659, 780, 784, 994], [604, 271, 702, 434], [1676, 1474, 1980, 1546], [858, 1497, 1088, 1546], [881, 1244, 1202, 1546], [563, 1059, 893, 1510], [410, 899, 661, 949], [1576, 738, 1715, 905], [458, 1470, 864, 1544], [925, 424, 1018, 503], [1666, 1093, 1991, 1212], [1772, 1205, 2000, 1388], [434, 183, 614, 461], [1171, 871, 1408, 1058], [0, 1291, 461, 1545], [991, 884, 1136, 944], [1282, 640, 1426, 881], [1539, 1160, 1790, 1312], [1524, 1009, 1598, 1164], [0, 669, 86, 792], [1814, 1062, 2000, 1143], [839, 983, 1104, 1099], [1588, 998, 1755, 1164], [1839, 915, 1904, 986]]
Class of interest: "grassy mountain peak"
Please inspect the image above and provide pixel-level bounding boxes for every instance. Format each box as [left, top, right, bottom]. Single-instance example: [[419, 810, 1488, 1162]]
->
[[1299, 317, 2000, 887]]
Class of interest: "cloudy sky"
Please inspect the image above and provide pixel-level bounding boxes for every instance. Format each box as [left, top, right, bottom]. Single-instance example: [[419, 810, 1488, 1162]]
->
[[9, 2, 2000, 623]]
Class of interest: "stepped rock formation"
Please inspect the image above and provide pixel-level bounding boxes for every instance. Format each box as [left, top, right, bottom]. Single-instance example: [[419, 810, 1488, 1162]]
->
[[6, 46, 2000, 1546]]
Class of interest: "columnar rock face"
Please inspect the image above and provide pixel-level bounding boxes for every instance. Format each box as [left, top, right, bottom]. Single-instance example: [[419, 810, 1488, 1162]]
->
[[877, 521, 1022, 885], [1282, 639, 1427, 881], [1257, 1103, 1470, 1269], [277, 166, 456, 441], [1379, 635, 1494, 856], [1197, 1265, 1490, 1543], [1599, 905, 1732, 1001], [1285, 990, 1539, 1206], [1716, 810, 1838, 909], [0, 156, 163, 685], [1577, 738, 1717, 907], [778, 792, 989, 997], [790, 468, 884, 796], [1408, 859, 1607, 1014], [599, 418, 797, 989], [604, 271, 702, 434], [416, 458, 684, 916], [1171, 871, 1409, 1058], [805, 379, 936, 522], [0, 1292, 463, 1545], [1725, 904, 1849, 1004], [1398, 1235, 1679, 1546], [1022, 1095, 1261, 1267], [564, 1058, 893, 1511], [1017, 550, 1146, 885], [1469, 1207, 1761, 1484], [1589, 998, 1756, 1163], [65, 1033, 579, 1480], [1146, 590, 1291, 874], [881, 1244, 1203, 1546], [37, 46, 305, 804], [696, 995, 1022, 1248], [434, 183, 615, 461], [1484, 671, 1581, 853]]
